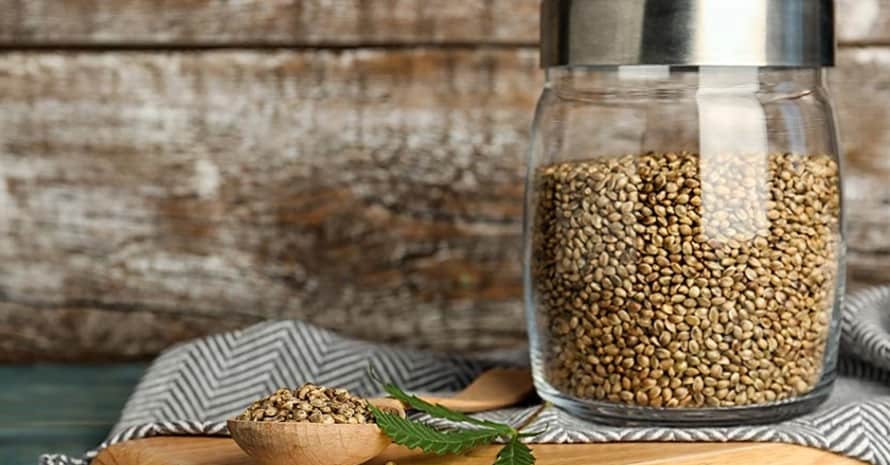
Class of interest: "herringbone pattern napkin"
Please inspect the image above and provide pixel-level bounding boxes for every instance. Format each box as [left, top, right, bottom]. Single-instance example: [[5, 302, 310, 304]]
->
[[41, 287, 890, 465]]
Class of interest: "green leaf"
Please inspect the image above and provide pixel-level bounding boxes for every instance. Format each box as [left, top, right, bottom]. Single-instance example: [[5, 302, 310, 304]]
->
[[380, 382, 515, 436], [369, 404, 504, 455], [494, 437, 535, 465]]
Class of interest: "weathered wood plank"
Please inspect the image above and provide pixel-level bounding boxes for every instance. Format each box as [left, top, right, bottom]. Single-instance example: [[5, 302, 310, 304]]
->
[[0, 48, 887, 361], [0, 363, 144, 461], [0, 49, 540, 361], [0, 0, 539, 46], [837, 0, 890, 45], [0, 0, 884, 46], [832, 48, 890, 284]]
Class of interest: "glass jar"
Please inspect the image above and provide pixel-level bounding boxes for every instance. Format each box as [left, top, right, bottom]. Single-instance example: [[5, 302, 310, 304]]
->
[[524, 0, 843, 425]]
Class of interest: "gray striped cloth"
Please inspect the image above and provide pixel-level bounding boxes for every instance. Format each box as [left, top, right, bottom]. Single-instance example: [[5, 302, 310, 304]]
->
[[41, 287, 890, 465]]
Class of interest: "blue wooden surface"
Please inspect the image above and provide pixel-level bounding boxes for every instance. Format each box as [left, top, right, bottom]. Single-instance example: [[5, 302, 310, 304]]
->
[[0, 363, 147, 465]]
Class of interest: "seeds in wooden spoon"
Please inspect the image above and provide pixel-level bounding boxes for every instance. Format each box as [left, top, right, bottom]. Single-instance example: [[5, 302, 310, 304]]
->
[[237, 383, 372, 424]]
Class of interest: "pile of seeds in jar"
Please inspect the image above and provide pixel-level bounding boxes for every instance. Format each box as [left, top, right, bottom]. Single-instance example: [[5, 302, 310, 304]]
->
[[237, 383, 372, 424], [531, 151, 840, 408]]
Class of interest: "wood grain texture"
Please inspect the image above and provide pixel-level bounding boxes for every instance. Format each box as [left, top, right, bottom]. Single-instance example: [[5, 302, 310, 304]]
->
[[0, 49, 540, 361], [1, 47, 889, 361], [1, 363, 144, 464], [1, 46, 888, 361], [0, 0, 885, 47], [0, 0, 539, 46], [91, 436, 866, 465], [832, 48, 890, 285], [837, 0, 890, 45]]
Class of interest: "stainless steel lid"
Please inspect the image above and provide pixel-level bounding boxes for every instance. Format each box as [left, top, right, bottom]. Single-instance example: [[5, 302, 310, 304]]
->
[[541, 0, 835, 67]]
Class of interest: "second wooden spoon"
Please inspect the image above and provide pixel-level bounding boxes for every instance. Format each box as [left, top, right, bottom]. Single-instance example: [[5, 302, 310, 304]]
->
[[368, 367, 533, 413]]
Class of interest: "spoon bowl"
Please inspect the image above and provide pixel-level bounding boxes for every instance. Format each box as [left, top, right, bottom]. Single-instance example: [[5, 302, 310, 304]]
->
[[228, 398, 406, 465], [228, 420, 390, 465]]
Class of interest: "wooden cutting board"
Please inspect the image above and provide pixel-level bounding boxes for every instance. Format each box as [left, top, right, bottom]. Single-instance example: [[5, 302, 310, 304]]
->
[[92, 437, 864, 465]]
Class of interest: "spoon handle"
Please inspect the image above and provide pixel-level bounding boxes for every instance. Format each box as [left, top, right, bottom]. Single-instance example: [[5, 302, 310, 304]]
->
[[367, 368, 534, 413], [366, 398, 407, 417], [367, 395, 509, 414]]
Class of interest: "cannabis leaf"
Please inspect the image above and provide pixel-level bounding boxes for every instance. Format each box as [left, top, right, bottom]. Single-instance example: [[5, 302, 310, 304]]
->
[[369, 380, 538, 465], [494, 437, 535, 465], [369, 404, 503, 454], [378, 381, 515, 436]]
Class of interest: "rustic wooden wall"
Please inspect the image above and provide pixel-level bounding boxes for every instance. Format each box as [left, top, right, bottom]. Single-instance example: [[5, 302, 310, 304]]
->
[[1, 0, 888, 361]]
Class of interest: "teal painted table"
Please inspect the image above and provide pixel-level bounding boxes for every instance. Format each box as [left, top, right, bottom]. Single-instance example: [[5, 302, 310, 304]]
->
[[0, 363, 146, 465]]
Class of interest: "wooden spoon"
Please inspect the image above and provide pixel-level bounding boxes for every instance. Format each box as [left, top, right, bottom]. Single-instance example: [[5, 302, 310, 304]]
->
[[380, 368, 534, 413], [227, 368, 532, 465]]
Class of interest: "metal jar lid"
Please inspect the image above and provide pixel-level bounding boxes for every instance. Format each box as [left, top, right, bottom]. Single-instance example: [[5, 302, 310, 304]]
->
[[541, 0, 835, 67]]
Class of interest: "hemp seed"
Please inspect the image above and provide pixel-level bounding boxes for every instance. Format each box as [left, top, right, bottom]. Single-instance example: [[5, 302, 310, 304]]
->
[[531, 152, 839, 408], [237, 383, 373, 424]]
